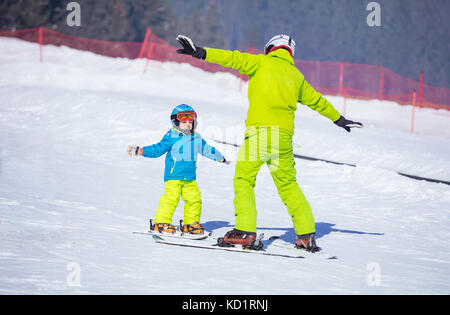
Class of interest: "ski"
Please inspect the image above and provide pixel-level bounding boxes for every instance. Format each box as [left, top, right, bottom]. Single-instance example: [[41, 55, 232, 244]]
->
[[133, 219, 212, 240], [268, 236, 338, 260], [133, 230, 211, 240], [151, 234, 306, 259]]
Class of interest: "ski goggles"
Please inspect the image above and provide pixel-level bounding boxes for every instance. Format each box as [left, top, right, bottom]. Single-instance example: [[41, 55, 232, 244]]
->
[[176, 111, 197, 122]]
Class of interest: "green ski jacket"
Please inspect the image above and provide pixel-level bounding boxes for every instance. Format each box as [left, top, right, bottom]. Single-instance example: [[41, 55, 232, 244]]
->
[[205, 47, 341, 136]]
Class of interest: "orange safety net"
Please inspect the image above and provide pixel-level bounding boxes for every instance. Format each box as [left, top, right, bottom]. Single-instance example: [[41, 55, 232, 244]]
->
[[1, 27, 448, 110]]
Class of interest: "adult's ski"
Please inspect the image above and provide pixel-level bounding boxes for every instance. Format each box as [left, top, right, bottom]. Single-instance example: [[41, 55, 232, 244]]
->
[[268, 236, 338, 260], [151, 234, 306, 259]]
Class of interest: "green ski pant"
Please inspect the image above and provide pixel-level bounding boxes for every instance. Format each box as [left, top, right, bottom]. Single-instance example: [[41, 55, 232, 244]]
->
[[154, 180, 202, 225], [233, 127, 315, 236]]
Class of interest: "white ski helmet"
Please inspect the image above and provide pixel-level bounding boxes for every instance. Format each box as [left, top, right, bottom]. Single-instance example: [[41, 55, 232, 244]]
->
[[264, 34, 296, 57]]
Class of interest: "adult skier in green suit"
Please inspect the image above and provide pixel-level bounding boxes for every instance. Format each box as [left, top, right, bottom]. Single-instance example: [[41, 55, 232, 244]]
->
[[176, 34, 363, 252]]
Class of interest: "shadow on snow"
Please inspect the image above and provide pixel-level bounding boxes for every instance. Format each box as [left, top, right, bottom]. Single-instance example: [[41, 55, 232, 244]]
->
[[203, 220, 383, 243]]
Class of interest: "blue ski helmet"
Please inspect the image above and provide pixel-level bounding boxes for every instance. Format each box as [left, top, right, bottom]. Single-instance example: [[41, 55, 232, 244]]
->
[[170, 104, 197, 133], [171, 104, 195, 117]]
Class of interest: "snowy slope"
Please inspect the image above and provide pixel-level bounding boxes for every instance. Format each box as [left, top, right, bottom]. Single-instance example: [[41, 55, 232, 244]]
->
[[0, 38, 449, 294]]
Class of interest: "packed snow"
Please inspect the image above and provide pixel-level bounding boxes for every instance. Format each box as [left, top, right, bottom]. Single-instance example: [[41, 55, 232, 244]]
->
[[0, 38, 449, 294]]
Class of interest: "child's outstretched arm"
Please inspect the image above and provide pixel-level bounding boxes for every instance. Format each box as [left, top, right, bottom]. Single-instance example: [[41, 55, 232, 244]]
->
[[200, 138, 230, 165], [128, 131, 172, 158]]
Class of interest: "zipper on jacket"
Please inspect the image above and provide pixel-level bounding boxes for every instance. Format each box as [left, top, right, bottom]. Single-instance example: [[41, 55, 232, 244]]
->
[[170, 159, 176, 174]]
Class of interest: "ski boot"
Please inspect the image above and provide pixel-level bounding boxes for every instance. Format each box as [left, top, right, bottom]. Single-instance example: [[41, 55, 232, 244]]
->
[[180, 220, 205, 235], [150, 219, 176, 235], [217, 229, 263, 250], [295, 233, 320, 253]]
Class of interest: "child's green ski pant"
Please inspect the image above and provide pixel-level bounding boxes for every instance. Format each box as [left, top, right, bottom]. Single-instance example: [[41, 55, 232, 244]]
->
[[155, 180, 202, 225]]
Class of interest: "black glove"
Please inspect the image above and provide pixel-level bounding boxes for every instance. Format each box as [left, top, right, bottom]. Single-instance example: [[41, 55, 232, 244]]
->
[[176, 35, 206, 60], [334, 116, 363, 132]]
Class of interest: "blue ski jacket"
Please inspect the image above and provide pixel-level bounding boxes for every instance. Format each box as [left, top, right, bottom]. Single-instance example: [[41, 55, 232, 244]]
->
[[142, 128, 225, 181]]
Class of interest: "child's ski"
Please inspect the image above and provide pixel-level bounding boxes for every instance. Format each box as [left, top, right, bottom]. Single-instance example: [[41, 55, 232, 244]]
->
[[133, 219, 212, 240], [133, 230, 211, 240], [151, 234, 306, 259]]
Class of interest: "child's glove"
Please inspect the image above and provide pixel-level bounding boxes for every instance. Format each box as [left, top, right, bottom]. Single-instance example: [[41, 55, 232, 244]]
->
[[334, 116, 363, 133], [176, 35, 206, 60], [222, 158, 231, 165], [128, 145, 143, 156]]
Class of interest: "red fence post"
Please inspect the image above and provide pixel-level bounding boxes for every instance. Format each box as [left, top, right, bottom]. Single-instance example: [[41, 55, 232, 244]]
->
[[138, 28, 151, 59], [339, 62, 344, 96], [143, 42, 155, 74], [343, 87, 347, 116], [411, 90, 416, 134], [419, 71, 423, 108], [379, 65, 384, 100], [39, 27, 43, 62]]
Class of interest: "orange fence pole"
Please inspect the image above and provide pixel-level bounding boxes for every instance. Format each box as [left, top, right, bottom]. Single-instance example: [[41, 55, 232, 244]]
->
[[379, 65, 384, 100], [411, 90, 416, 134], [143, 42, 155, 74], [39, 27, 43, 62], [419, 71, 423, 108], [343, 87, 347, 116], [339, 62, 344, 96], [138, 28, 151, 59]]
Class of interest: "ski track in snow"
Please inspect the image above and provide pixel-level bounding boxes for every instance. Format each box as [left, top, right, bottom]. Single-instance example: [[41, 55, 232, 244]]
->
[[0, 38, 450, 294]]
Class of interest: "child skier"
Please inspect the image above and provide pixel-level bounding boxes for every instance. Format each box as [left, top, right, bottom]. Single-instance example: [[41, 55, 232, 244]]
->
[[128, 104, 229, 235]]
